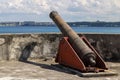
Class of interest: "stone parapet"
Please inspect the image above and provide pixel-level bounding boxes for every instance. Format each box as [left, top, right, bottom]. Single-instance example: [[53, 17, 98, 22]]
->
[[0, 33, 119, 61]]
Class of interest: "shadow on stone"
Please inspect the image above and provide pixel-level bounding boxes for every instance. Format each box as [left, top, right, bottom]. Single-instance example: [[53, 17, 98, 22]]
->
[[20, 60, 77, 75], [18, 41, 76, 75], [19, 42, 37, 61]]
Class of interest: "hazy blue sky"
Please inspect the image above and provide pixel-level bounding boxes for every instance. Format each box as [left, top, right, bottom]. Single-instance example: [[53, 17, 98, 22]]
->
[[0, 0, 120, 22]]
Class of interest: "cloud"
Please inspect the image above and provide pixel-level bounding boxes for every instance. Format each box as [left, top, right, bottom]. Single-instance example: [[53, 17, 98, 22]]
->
[[0, 0, 120, 21]]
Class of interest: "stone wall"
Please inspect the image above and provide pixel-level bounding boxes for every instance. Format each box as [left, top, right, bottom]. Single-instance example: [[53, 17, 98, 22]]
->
[[84, 34, 120, 61], [0, 33, 120, 61]]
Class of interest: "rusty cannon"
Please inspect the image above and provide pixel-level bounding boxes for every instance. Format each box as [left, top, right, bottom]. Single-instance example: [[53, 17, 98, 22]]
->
[[49, 11, 108, 73]]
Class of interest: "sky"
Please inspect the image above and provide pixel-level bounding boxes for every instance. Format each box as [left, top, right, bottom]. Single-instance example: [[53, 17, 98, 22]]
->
[[0, 0, 120, 22]]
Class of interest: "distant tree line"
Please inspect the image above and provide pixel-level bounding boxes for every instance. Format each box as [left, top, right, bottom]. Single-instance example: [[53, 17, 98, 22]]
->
[[0, 21, 120, 27], [67, 22, 120, 27]]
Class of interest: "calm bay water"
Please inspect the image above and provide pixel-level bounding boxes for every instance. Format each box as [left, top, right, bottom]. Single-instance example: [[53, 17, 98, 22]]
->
[[0, 26, 120, 34]]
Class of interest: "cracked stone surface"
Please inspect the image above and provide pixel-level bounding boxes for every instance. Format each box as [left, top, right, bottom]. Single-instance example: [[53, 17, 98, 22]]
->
[[0, 59, 119, 80]]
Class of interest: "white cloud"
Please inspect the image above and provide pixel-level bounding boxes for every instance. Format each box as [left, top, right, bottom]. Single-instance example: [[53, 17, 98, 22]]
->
[[114, 0, 120, 8], [0, 0, 119, 21]]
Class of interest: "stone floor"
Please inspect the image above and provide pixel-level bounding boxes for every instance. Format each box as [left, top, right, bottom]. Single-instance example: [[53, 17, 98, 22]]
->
[[0, 59, 119, 80]]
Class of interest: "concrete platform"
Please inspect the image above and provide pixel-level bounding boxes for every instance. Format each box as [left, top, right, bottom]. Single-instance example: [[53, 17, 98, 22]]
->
[[0, 59, 119, 80], [81, 70, 117, 77], [51, 64, 118, 77]]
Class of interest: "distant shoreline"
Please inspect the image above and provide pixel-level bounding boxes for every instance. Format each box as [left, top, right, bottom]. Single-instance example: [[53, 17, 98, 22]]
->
[[0, 21, 120, 27]]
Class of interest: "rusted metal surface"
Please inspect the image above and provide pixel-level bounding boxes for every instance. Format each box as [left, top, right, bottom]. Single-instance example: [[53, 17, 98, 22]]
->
[[56, 37, 86, 72], [50, 11, 96, 67], [56, 37, 107, 72]]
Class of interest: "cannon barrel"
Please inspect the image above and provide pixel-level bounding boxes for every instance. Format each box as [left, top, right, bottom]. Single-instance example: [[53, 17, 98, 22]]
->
[[49, 11, 96, 67]]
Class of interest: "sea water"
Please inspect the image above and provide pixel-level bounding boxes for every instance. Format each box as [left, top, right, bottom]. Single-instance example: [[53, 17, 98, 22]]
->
[[0, 26, 120, 34]]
